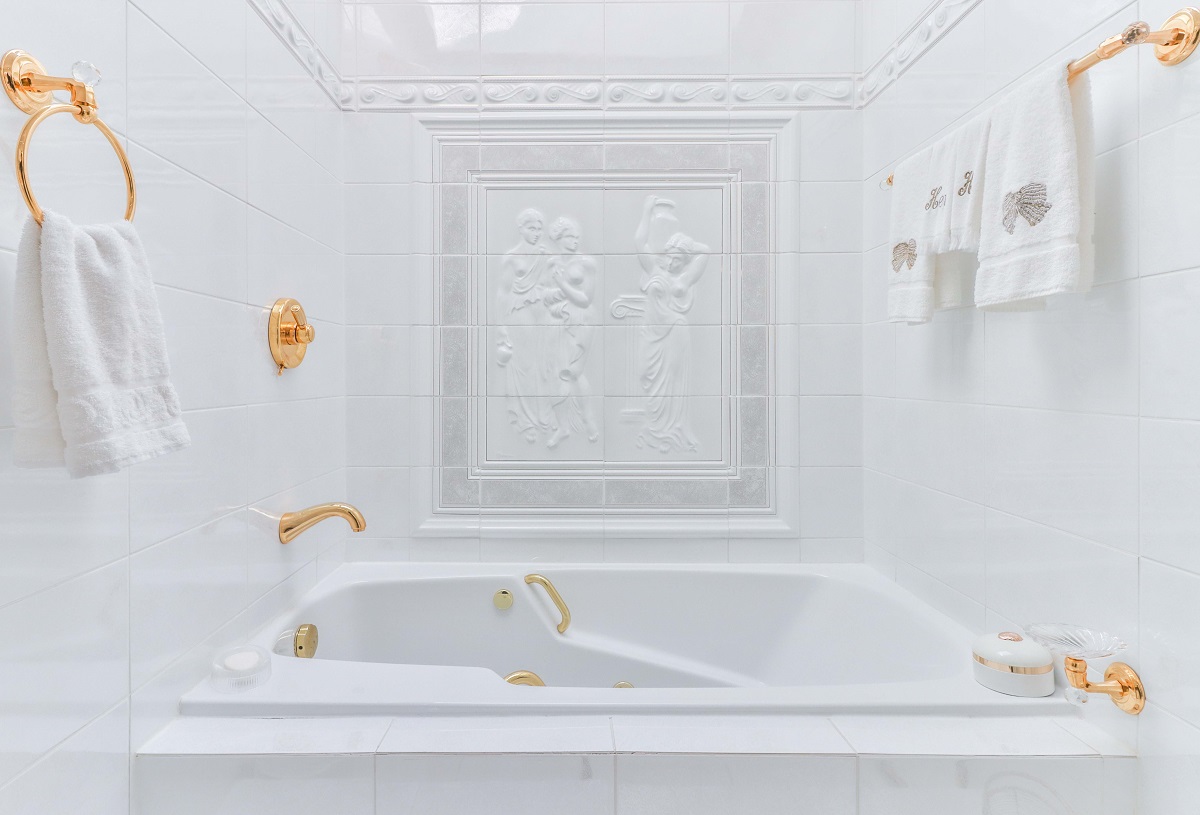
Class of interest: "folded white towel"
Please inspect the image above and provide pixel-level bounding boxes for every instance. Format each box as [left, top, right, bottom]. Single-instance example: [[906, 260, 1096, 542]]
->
[[932, 114, 990, 310], [975, 62, 1094, 309], [13, 211, 189, 478], [887, 147, 939, 324]]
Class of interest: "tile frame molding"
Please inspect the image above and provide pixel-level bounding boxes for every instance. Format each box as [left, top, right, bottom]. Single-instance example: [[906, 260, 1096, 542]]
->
[[249, 0, 981, 111], [417, 110, 801, 540]]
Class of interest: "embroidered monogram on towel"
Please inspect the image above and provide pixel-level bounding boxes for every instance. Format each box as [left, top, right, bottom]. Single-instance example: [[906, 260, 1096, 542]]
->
[[891, 239, 917, 272], [957, 171, 973, 196], [1001, 182, 1053, 234], [925, 187, 946, 210]]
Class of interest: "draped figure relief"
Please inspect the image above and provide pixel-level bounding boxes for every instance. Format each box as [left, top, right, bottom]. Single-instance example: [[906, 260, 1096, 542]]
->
[[630, 195, 711, 453], [494, 208, 599, 450]]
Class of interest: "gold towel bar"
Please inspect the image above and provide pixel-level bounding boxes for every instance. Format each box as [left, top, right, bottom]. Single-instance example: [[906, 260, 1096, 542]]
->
[[2, 50, 136, 225], [884, 7, 1200, 189]]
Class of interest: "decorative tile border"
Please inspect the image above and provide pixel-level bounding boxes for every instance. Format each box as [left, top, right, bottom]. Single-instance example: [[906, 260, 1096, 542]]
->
[[247, 0, 354, 109], [253, 0, 986, 111], [859, 0, 983, 105]]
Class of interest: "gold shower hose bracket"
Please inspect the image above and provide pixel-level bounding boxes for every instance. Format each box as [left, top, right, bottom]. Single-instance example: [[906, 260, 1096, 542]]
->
[[1064, 656, 1146, 715]]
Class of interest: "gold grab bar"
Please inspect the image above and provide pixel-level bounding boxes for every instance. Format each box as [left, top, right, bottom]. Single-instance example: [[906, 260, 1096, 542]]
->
[[504, 670, 546, 686], [2, 51, 136, 225], [884, 7, 1200, 189], [525, 573, 571, 634]]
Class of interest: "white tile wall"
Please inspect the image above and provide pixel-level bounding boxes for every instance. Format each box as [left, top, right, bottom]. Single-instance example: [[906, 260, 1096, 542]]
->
[[0, 2, 347, 812], [7, 0, 1200, 812], [861, 2, 1200, 811]]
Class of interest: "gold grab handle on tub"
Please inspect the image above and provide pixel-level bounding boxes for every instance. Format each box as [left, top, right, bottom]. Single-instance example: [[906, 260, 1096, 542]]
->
[[525, 573, 571, 634]]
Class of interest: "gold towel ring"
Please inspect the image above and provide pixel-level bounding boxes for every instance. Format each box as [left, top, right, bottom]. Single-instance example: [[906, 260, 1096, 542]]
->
[[15, 102, 136, 226]]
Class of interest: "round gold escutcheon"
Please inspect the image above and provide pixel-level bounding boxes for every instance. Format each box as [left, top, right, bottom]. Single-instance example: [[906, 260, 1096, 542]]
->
[[613, 681, 634, 689], [493, 589, 513, 610], [294, 623, 318, 658], [1156, 8, 1200, 66]]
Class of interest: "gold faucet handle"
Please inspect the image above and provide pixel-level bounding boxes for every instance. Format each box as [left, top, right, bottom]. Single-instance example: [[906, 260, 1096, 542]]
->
[[282, 305, 315, 345]]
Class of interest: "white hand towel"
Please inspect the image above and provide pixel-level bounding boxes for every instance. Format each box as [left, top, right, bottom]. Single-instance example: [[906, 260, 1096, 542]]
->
[[887, 147, 941, 324], [13, 211, 190, 478], [975, 62, 1094, 309], [932, 114, 990, 310]]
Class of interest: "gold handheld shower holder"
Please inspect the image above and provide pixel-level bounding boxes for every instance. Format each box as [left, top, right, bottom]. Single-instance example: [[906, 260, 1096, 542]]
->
[[1064, 656, 1146, 715], [2, 50, 135, 225]]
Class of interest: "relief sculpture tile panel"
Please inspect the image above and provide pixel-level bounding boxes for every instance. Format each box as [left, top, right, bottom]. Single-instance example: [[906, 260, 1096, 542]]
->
[[424, 118, 798, 537]]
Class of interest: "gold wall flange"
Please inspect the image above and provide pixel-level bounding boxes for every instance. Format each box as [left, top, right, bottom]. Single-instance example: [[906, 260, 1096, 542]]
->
[[293, 623, 318, 658], [268, 298, 315, 375], [1064, 656, 1146, 715], [2, 50, 54, 114], [1155, 7, 1200, 65], [504, 670, 545, 686]]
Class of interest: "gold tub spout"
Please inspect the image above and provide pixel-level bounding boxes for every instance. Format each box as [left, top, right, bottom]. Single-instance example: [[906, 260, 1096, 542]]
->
[[278, 502, 366, 544]]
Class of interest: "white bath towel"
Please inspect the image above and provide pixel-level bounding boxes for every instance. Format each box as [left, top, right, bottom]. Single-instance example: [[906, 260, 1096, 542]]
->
[[932, 114, 990, 310], [12, 211, 189, 478], [975, 62, 1094, 309], [886, 147, 940, 324]]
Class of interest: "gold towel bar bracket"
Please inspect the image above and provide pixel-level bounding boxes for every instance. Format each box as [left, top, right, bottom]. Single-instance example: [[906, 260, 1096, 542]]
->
[[2, 49, 135, 224], [884, 7, 1200, 188]]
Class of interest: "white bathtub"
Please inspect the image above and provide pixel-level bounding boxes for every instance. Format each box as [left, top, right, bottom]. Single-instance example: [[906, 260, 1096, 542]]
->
[[181, 563, 1068, 717]]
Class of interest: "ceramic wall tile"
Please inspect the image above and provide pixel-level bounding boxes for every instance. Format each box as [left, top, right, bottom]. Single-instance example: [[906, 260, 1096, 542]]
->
[[604, 3, 730, 75], [616, 754, 856, 815], [0, 563, 128, 788], [377, 754, 615, 815], [858, 755, 1127, 815], [1141, 417, 1200, 575], [136, 754, 374, 815], [128, 7, 248, 198]]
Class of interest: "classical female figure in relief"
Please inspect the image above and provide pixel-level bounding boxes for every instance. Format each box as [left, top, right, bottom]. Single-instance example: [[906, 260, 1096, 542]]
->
[[634, 195, 710, 453], [542, 217, 599, 448], [496, 208, 553, 442]]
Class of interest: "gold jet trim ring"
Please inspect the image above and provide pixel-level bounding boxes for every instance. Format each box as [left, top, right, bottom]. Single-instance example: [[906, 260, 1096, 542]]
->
[[504, 670, 545, 686], [525, 573, 571, 634]]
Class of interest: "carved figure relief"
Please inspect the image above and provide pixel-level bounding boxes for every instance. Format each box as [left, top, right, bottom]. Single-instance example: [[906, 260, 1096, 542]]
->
[[495, 209, 599, 449], [626, 195, 711, 454]]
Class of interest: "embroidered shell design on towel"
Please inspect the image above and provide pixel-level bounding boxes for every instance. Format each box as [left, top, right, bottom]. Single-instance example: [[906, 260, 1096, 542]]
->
[[1001, 182, 1053, 235], [891, 239, 917, 272]]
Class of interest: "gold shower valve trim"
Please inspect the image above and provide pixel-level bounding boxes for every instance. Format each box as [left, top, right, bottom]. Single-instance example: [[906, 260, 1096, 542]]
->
[[268, 298, 315, 375]]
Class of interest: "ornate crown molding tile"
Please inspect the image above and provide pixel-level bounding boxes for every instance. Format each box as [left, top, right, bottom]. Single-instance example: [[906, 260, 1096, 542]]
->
[[482, 79, 603, 109], [859, 0, 982, 105], [605, 78, 730, 109], [730, 77, 855, 108], [357, 79, 482, 110], [247, 0, 354, 109]]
